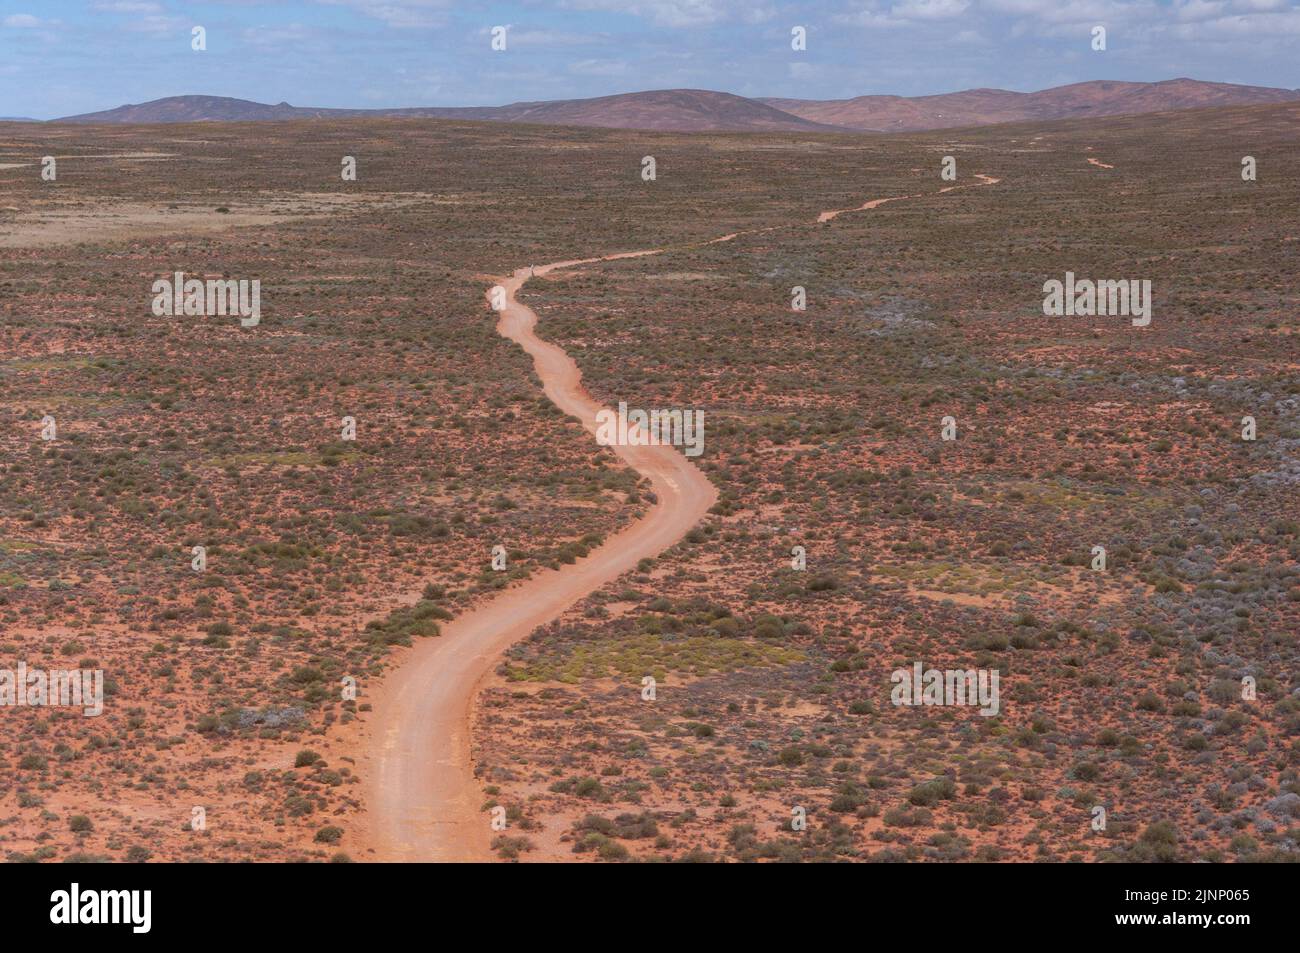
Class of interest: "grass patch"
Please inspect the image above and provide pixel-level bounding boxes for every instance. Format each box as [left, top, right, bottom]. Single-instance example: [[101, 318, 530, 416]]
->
[[506, 633, 804, 683]]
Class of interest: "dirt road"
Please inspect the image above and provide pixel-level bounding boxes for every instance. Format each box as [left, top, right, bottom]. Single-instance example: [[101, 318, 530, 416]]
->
[[365, 254, 717, 860], [364, 173, 1000, 861]]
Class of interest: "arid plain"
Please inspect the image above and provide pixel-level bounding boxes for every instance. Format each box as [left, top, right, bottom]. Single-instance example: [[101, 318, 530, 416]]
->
[[1, 103, 1297, 862]]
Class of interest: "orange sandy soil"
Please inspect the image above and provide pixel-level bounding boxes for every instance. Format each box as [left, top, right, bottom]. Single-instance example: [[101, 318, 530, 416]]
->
[[469, 105, 1300, 862], [1, 104, 1298, 862]]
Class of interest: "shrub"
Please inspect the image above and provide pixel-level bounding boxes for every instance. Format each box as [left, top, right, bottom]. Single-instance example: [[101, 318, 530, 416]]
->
[[1136, 692, 1164, 712], [908, 778, 956, 806], [599, 840, 630, 861], [1071, 762, 1102, 782], [574, 777, 604, 798], [1139, 821, 1179, 861]]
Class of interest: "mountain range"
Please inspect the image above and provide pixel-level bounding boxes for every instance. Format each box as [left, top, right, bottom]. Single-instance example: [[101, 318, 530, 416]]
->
[[42, 78, 1300, 134]]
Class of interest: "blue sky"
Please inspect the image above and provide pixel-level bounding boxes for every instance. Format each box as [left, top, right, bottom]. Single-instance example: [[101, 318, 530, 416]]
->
[[2, 1, 1297, 119]]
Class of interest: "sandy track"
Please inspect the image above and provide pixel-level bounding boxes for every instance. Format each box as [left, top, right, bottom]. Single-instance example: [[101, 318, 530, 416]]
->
[[365, 254, 718, 861], [1087, 158, 1115, 169], [364, 172, 1000, 862], [818, 173, 999, 223]]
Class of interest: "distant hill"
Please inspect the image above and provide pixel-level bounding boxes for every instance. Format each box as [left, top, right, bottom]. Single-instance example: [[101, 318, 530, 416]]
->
[[55, 95, 342, 124], [404, 89, 849, 133], [54, 90, 843, 133], [50, 79, 1300, 133], [0, 117, 38, 122], [761, 78, 1300, 132]]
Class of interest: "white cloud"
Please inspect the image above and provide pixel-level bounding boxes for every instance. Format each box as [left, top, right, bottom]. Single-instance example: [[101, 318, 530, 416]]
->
[[891, 0, 971, 19], [1174, 0, 1228, 18], [838, 0, 973, 28], [567, 58, 631, 76], [836, 3, 908, 28], [241, 22, 324, 48], [1173, 8, 1300, 35], [3, 14, 43, 27], [562, 1, 773, 28], [91, 1, 164, 12], [314, 0, 451, 30], [121, 13, 188, 34], [508, 28, 605, 47]]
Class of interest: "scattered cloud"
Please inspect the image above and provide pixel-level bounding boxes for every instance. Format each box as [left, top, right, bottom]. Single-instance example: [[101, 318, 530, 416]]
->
[[892, 0, 971, 20], [563, 1, 774, 28], [90, 1, 164, 13], [314, 0, 452, 29], [508, 28, 607, 47], [568, 58, 631, 75], [3, 0, 1297, 119]]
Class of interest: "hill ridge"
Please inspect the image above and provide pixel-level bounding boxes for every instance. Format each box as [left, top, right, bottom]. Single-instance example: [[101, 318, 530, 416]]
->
[[46, 79, 1300, 133]]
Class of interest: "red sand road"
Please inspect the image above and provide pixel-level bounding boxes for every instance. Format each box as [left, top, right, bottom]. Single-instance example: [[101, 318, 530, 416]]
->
[[365, 254, 717, 861], [364, 173, 1001, 862]]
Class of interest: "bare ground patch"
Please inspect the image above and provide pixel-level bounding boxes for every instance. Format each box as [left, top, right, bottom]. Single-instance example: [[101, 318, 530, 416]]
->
[[0, 191, 434, 247]]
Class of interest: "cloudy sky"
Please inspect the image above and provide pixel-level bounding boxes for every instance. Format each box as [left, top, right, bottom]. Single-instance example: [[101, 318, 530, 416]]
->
[[2, 0, 1297, 118]]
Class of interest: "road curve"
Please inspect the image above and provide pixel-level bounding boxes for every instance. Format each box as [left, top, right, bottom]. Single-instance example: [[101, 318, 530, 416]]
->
[[364, 173, 1000, 862], [365, 252, 717, 861]]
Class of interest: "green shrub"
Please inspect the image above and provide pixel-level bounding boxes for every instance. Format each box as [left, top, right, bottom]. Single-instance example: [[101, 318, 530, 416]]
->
[[908, 778, 956, 807]]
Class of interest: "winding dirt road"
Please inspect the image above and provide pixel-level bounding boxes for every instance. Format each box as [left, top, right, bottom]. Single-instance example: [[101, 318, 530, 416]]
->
[[364, 172, 1000, 862], [364, 252, 718, 861]]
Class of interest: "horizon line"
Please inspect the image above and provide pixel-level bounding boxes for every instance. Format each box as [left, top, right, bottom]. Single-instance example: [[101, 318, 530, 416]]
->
[[29, 75, 1300, 124]]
